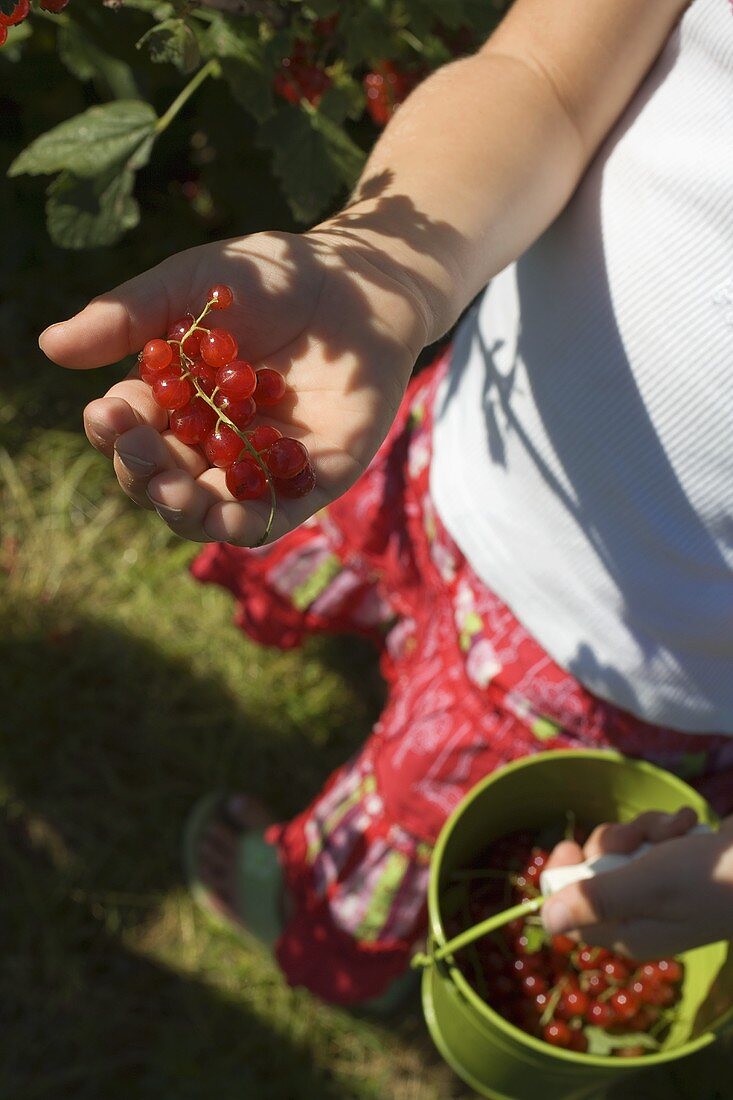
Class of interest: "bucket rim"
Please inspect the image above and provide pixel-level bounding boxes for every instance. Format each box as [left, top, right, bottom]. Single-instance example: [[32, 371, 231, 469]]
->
[[427, 748, 726, 1068]]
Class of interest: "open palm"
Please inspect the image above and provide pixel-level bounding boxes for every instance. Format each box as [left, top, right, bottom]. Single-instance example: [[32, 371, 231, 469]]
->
[[40, 229, 427, 544]]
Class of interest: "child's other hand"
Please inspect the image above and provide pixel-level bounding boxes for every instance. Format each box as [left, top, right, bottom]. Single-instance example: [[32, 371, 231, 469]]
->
[[39, 225, 430, 545], [541, 808, 733, 959]]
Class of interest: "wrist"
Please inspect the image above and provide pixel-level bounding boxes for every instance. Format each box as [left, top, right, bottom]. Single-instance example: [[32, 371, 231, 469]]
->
[[310, 198, 468, 346]]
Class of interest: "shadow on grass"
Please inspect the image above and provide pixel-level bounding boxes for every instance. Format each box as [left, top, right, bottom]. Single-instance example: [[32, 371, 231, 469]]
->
[[0, 608, 467, 1099]]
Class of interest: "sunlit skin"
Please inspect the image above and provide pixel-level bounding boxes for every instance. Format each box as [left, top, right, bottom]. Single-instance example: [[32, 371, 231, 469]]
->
[[40, 0, 733, 957]]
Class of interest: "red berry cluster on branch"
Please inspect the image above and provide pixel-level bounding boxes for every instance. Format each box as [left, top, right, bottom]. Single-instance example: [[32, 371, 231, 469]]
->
[[273, 38, 332, 106], [363, 61, 423, 127], [0, 0, 67, 44], [138, 285, 314, 541], [449, 828, 684, 1058]]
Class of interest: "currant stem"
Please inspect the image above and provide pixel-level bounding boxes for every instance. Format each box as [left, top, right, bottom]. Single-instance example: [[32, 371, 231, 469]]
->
[[155, 59, 219, 136], [411, 896, 545, 970], [175, 302, 277, 546]]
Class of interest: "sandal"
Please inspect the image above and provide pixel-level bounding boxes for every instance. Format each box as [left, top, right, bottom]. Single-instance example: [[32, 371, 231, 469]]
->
[[182, 791, 419, 1015], [182, 791, 284, 950]]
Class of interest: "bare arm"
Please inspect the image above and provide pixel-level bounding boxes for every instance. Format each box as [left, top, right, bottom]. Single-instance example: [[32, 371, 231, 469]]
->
[[319, 0, 693, 342], [40, 0, 693, 548]]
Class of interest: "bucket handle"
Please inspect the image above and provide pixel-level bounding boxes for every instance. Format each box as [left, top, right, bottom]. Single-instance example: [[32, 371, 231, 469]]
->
[[411, 896, 545, 970]]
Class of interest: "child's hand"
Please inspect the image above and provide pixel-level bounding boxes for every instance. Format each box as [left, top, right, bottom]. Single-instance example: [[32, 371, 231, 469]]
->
[[39, 226, 430, 545], [541, 809, 733, 959]]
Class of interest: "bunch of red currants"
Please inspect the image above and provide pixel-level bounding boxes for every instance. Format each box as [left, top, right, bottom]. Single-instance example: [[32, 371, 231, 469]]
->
[[138, 284, 315, 516], [451, 829, 684, 1057], [0, 0, 67, 46]]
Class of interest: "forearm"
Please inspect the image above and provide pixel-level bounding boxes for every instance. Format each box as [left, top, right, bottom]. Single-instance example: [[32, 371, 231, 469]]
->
[[320, 52, 583, 343], [313, 0, 690, 344]]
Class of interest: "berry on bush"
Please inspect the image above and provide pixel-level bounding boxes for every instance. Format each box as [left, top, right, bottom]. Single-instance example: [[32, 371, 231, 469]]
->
[[363, 61, 423, 127]]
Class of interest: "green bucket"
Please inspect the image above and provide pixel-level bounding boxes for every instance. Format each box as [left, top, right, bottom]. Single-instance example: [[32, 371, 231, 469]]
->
[[422, 749, 733, 1100]]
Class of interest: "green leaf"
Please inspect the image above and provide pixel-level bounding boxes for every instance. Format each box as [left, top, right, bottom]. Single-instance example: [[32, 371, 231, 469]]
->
[[343, 7, 394, 66], [318, 71, 365, 125], [137, 19, 200, 74], [584, 1027, 661, 1057], [204, 16, 273, 122], [0, 17, 31, 61], [117, 0, 173, 15], [58, 23, 138, 99], [8, 101, 158, 179], [46, 168, 140, 250], [258, 103, 366, 223]]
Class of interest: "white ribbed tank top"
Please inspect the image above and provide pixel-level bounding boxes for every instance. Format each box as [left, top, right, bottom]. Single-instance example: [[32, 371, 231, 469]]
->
[[430, 0, 733, 733]]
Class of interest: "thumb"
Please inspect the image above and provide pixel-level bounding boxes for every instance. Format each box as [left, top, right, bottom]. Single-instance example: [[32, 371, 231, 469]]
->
[[38, 259, 183, 370], [541, 859, 653, 936]]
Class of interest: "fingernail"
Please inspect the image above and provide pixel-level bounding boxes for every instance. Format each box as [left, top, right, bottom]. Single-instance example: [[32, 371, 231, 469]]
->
[[148, 497, 183, 522], [542, 899, 574, 936], [86, 416, 117, 446], [116, 449, 156, 476], [38, 323, 62, 352]]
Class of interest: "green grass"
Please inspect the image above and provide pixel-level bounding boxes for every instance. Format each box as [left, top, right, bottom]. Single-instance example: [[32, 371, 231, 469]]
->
[[1, 366, 731, 1100], [0, 369, 474, 1100]]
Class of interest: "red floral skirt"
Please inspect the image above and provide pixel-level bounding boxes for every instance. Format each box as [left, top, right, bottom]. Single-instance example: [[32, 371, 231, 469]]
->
[[192, 352, 733, 1005]]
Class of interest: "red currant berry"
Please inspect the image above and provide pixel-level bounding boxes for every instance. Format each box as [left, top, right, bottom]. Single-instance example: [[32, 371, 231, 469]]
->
[[216, 360, 256, 400], [629, 1005, 660, 1031], [248, 425, 282, 451], [168, 315, 202, 359], [169, 401, 217, 446], [602, 959, 631, 984], [200, 328, 238, 369], [575, 946, 610, 971], [654, 959, 683, 984], [638, 980, 676, 1007], [254, 367, 287, 406], [551, 935, 576, 956], [39, 0, 70, 11], [214, 394, 257, 430], [140, 361, 165, 386], [584, 971, 609, 996], [264, 437, 308, 479], [274, 58, 331, 106], [587, 999, 616, 1028], [207, 284, 233, 310], [226, 457, 268, 501], [608, 989, 640, 1022], [0, 0, 30, 26], [152, 374, 194, 411], [0, 24, 6, 43], [188, 359, 217, 393], [521, 973, 548, 998], [274, 462, 316, 498], [140, 338, 173, 372], [511, 957, 536, 979], [568, 1030, 588, 1054], [542, 1021, 574, 1049], [557, 988, 589, 1021], [203, 424, 244, 468]]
